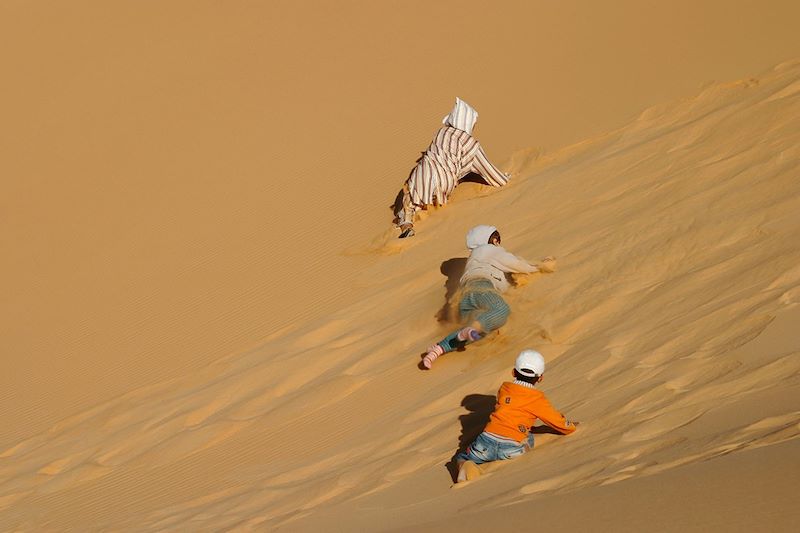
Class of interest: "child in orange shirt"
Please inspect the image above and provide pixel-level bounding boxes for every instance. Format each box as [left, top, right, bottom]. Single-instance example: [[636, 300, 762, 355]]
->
[[456, 349, 578, 483]]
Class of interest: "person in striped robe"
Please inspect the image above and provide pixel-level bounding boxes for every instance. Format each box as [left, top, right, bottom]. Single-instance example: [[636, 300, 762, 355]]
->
[[394, 98, 510, 238]]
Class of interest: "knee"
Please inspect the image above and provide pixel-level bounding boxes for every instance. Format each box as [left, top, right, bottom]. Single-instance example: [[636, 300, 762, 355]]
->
[[498, 300, 511, 319], [484, 302, 510, 331]]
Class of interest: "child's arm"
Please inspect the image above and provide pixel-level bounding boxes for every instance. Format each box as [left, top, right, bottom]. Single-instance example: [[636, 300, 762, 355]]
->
[[534, 396, 577, 435], [512, 257, 558, 286], [492, 248, 557, 276], [491, 248, 540, 274]]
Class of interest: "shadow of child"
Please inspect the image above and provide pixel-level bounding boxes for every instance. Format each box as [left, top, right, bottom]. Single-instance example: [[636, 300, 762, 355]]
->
[[445, 393, 496, 482], [436, 257, 467, 323]]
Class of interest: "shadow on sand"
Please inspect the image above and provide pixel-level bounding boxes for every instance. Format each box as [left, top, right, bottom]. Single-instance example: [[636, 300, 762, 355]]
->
[[436, 257, 467, 323]]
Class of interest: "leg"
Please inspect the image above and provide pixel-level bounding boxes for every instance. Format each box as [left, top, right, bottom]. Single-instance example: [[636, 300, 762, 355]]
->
[[396, 178, 425, 238], [396, 186, 419, 237], [523, 432, 535, 452], [456, 460, 482, 483], [421, 326, 482, 368], [438, 325, 483, 352], [453, 288, 510, 341], [467, 291, 510, 334], [455, 432, 501, 482], [498, 434, 532, 461], [422, 292, 485, 369]]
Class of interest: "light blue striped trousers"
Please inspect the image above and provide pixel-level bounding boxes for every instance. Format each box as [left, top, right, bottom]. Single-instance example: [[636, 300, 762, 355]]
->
[[437, 280, 510, 353]]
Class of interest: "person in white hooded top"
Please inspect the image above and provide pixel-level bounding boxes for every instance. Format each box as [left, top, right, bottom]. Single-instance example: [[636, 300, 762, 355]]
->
[[422, 225, 555, 369]]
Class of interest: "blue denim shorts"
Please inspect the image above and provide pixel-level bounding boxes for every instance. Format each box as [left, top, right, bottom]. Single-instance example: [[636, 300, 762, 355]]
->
[[456, 431, 535, 465]]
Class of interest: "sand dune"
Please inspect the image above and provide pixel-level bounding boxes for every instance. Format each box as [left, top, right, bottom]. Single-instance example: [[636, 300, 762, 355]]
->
[[2, 1, 799, 531], [2, 59, 798, 531]]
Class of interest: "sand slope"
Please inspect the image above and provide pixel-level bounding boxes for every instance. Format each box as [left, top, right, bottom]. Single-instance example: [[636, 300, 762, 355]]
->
[[2, 58, 799, 530], [2, 1, 800, 531], [3, 0, 800, 446]]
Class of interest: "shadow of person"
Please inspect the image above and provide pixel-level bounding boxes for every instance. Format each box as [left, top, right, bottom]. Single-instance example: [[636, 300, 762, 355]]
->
[[458, 171, 489, 184], [445, 393, 496, 482], [436, 257, 467, 323], [531, 425, 563, 435]]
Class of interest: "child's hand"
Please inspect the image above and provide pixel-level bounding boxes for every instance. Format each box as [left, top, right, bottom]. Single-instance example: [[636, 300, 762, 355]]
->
[[537, 256, 557, 273], [512, 273, 530, 287]]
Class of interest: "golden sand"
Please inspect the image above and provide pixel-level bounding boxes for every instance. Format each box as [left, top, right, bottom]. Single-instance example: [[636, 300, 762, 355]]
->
[[1, 1, 798, 530]]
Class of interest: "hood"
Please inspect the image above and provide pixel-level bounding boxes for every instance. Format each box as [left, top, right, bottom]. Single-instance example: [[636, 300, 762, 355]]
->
[[466, 225, 497, 250], [442, 97, 478, 135]]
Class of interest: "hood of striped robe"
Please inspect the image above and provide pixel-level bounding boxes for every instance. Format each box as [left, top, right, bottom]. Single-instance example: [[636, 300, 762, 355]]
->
[[442, 97, 478, 135], [465, 225, 498, 250]]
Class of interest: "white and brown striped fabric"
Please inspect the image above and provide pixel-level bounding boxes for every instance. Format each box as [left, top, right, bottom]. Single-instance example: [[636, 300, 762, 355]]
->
[[442, 97, 479, 135], [397, 125, 509, 225]]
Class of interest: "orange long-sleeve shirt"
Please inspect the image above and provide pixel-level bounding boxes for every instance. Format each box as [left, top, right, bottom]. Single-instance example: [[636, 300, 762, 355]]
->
[[484, 381, 577, 442]]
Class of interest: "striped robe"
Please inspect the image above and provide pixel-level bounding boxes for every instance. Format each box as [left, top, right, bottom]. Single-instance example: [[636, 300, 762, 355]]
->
[[397, 126, 509, 226]]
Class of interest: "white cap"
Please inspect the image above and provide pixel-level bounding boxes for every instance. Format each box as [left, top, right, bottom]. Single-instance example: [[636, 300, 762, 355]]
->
[[515, 349, 545, 377]]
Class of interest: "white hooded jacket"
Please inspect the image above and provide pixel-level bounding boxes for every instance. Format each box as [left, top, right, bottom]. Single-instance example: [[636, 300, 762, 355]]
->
[[459, 225, 539, 292]]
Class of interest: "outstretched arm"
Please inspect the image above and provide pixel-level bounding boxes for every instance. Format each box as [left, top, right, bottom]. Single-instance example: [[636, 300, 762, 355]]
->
[[472, 144, 510, 187], [491, 248, 541, 274], [510, 257, 556, 287], [534, 397, 578, 435]]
